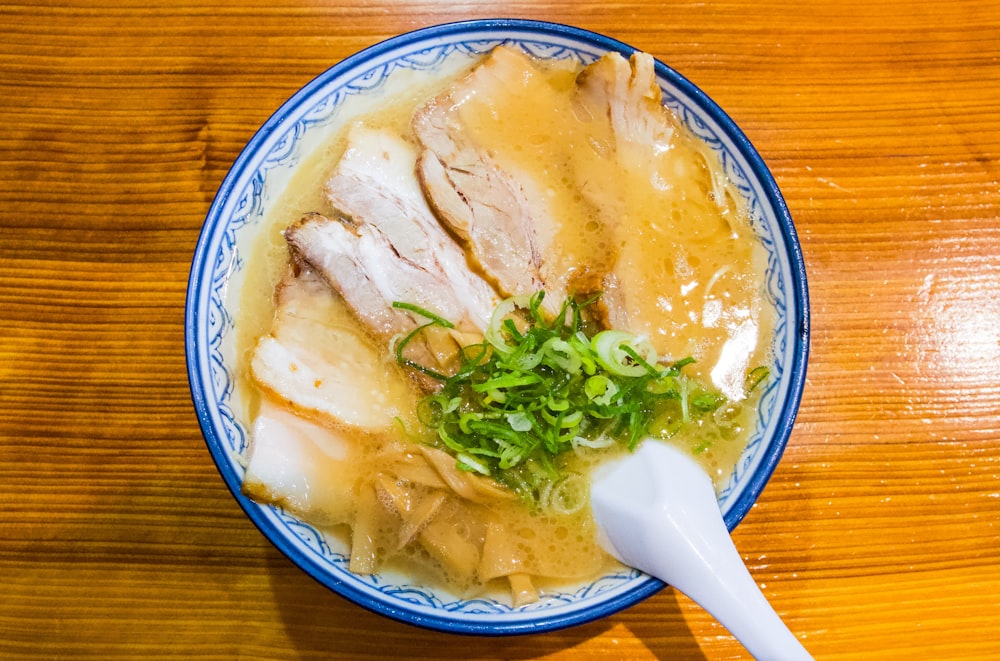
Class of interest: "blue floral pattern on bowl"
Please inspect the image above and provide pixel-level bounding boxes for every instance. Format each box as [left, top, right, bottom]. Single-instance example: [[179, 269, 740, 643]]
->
[[186, 19, 808, 636]]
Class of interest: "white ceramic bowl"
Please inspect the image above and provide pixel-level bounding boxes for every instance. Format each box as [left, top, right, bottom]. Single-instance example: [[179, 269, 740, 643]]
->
[[186, 19, 809, 635]]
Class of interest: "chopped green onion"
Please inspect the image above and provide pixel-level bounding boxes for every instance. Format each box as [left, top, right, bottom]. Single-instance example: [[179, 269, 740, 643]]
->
[[394, 292, 758, 507], [584, 374, 618, 405], [746, 365, 770, 393], [506, 411, 534, 432], [391, 301, 456, 328], [456, 452, 491, 475], [541, 337, 582, 373], [471, 373, 542, 392], [591, 330, 658, 377]]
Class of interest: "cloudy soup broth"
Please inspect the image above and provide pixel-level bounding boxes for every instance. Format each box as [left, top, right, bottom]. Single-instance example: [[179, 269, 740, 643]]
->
[[233, 47, 774, 604]]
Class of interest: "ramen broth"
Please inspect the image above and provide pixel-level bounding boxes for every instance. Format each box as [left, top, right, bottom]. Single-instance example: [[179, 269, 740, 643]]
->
[[236, 49, 772, 600]]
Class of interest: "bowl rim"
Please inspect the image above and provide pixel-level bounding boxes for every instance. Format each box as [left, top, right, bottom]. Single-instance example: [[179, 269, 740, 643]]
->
[[185, 17, 810, 636]]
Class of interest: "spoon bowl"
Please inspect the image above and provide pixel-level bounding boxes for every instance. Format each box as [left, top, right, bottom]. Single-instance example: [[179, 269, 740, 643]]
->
[[592, 440, 812, 659]]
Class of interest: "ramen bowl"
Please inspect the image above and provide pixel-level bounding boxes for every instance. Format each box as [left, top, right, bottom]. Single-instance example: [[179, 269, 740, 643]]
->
[[185, 19, 809, 635]]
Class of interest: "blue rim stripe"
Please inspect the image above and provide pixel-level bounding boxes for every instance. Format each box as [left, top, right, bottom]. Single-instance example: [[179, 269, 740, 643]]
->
[[185, 18, 809, 636]]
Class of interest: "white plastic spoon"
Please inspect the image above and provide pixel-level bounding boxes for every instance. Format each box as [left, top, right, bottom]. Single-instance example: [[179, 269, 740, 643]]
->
[[591, 439, 812, 660]]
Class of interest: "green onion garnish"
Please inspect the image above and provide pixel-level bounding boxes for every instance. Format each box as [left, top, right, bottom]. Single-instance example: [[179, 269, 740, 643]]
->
[[394, 292, 745, 506]]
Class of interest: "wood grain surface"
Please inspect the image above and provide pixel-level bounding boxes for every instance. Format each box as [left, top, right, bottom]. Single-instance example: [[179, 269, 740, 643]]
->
[[2, 1, 999, 659]]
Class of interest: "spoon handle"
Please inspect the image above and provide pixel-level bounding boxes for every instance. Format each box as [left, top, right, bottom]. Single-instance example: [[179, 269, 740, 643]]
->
[[660, 492, 813, 660], [593, 442, 812, 660]]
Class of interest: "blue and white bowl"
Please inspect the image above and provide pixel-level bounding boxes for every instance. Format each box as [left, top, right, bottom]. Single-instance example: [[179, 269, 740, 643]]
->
[[185, 19, 809, 635]]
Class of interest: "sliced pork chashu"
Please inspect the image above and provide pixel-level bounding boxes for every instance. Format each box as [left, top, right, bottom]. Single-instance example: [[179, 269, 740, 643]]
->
[[570, 51, 681, 331], [250, 267, 419, 430], [243, 397, 358, 527], [415, 47, 680, 318], [574, 51, 677, 167], [573, 50, 767, 396], [285, 214, 480, 389], [412, 46, 574, 311], [325, 124, 498, 330]]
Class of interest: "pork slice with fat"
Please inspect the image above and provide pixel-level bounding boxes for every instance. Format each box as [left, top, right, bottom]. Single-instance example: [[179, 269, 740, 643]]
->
[[284, 213, 475, 389], [571, 51, 681, 332], [412, 47, 556, 309], [575, 50, 676, 163], [325, 124, 498, 330], [249, 267, 419, 431]]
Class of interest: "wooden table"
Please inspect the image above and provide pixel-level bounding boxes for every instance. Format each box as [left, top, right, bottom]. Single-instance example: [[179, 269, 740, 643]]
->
[[3, 1, 998, 658]]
